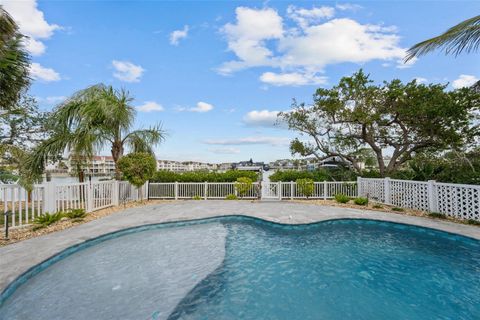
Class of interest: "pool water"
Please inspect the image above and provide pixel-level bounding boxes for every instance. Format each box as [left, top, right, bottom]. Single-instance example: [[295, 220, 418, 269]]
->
[[1, 217, 479, 320]]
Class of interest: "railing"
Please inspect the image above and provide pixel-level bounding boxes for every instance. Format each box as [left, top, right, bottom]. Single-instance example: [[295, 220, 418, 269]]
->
[[148, 181, 356, 200], [1, 184, 44, 228], [358, 177, 480, 221]]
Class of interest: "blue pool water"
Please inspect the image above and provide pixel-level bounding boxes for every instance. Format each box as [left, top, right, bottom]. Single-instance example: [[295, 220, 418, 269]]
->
[[1, 217, 479, 320]]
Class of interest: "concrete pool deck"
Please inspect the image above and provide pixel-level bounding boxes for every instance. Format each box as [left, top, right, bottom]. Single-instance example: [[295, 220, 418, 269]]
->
[[1, 200, 479, 293]]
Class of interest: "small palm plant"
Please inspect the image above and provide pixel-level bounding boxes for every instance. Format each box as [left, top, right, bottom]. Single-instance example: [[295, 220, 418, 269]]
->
[[33, 212, 64, 230]]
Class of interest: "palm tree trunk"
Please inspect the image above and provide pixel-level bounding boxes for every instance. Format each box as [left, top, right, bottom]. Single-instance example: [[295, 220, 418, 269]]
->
[[111, 140, 124, 180]]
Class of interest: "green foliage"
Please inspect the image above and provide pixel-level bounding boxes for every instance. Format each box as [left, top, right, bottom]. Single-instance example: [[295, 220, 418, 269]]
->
[[234, 177, 253, 198], [269, 168, 356, 182], [353, 197, 369, 206], [334, 194, 350, 203], [151, 170, 258, 183], [391, 207, 405, 212], [280, 70, 479, 177], [225, 194, 238, 200], [64, 209, 87, 220], [372, 204, 383, 209], [467, 219, 480, 225], [118, 153, 157, 188], [32, 212, 64, 230], [428, 212, 447, 219], [192, 195, 202, 200], [296, 178, 314, 198]]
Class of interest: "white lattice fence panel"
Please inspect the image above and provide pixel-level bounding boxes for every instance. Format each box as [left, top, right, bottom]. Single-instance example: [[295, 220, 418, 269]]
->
[[390, 180, 429, 211], [359, 178, 385, 202], [436, 183, 480, 220]]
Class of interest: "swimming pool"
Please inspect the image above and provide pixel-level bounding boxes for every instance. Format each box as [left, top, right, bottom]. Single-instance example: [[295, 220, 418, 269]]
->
[[1, 216, 479, 319]]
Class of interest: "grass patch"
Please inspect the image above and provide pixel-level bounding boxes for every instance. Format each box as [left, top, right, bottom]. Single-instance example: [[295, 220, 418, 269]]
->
[[334, 194, 350, 204], [428, 212, 447, 219], [353, 197, 368, 206], [192, 195, 202, 200], [467, 219, 480, 225], [225, 194, 238, 200], [391, 207, 405, 212]]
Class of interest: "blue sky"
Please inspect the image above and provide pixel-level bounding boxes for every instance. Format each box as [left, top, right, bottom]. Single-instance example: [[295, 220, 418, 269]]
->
[[3, 0, 479, 163]]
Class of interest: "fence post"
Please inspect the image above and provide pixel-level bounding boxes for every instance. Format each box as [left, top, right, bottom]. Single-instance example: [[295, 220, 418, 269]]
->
[[43, 181, 56, 213], [428, 180, 437, 212], [204, 181, 208, 200], [174, 182, 178, 200], [290, 181, 294, 200], [323, 180, 327, 200], [112, 180, 119, 206], [384, 177, 391, 205], [87, 183, 94, 213], [278, 182, 282, 200], [145, 181, 149, 201], [357, 176, 362, 197]]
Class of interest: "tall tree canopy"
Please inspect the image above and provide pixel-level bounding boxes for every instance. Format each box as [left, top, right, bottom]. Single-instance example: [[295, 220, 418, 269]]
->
[[406, 15, 480, 61], [280, 70, 479, 176], [0, 6, 30, 110], [30, 84, 166, 180]]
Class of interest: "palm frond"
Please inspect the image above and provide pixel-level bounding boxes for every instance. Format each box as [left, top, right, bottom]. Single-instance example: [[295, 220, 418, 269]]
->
[[123, 124, 166, 155], [406, 15, 480, 61]]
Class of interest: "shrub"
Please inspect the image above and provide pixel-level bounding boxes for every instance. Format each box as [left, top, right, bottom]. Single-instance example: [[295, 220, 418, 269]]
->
[[296, 178, 314, 198], [391, 207, 404, 212], [118, 153, 157, 188], [353, 197, 368, 206], [234, 177, 253, 198], [428, 212, 447, 219], [151, 170, 258, 183], [225, 194, 238, 200], [334, 194, 350, 203], [192, 195, 202, 200], [467, 219, 480, 225], [33, 212, 64, 230], [64, 209, 87, 220]]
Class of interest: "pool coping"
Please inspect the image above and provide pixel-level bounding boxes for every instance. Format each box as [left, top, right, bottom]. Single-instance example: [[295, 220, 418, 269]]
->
[[1, 200, 479, 296]]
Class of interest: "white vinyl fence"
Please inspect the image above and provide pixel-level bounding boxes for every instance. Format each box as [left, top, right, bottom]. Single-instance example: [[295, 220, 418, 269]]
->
[[358, 177, 480, 221], [148, 181, 357, 200], [2, 180, 145, 228]]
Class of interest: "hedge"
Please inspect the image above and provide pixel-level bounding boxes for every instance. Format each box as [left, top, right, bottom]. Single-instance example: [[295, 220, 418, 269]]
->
[[150, 170, 258, 182]]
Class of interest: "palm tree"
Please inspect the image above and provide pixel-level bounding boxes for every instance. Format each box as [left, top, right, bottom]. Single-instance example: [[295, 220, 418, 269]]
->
[[405, 15, 480, 61], [0, 6, 31, 110], [30, 84, 165, 181]]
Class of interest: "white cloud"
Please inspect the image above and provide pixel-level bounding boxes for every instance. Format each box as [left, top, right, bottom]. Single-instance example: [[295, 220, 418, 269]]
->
[[452, 74, 479, 89], [336, 3, 363, 11], [177, 101, 214, 113], [396, 56, 417, 69], [112, 60, 145, 82], [219, 6, 411, 84], [414, 77, 428, 84], [243, 110, 280, 127], [169, 25, 189, 45], [209, 147, 241, 154], [36, 95, 66, 104], [287, 5, 335, 29], [136, 101, 164, 112], [204, 136, 289, 146], [260, 71, 327, 86], [1, 0, 61, 56], [29, 63, 61, 82]]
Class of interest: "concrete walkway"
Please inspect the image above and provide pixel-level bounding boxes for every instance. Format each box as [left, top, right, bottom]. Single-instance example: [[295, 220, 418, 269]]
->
[[1, 200, 479, 293]]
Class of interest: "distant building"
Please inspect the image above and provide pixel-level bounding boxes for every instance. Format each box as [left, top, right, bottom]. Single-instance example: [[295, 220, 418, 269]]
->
[[232, 159, 267, 171], [156, 160, 219, 172]]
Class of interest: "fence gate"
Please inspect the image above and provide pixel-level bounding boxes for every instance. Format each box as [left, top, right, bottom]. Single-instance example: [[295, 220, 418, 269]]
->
[[261, 182, 280, 200]]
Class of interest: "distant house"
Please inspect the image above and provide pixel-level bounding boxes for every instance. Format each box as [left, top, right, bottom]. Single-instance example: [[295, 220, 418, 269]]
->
[[232, 159, 268, 171]]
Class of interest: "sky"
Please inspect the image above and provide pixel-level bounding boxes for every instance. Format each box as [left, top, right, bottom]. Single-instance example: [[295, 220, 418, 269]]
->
[[2, 0, 479, 163]]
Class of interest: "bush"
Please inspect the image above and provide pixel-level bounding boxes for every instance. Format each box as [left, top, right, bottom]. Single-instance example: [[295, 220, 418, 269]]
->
[[64, 208, 87, 220], [353, 197, 368, 206], [151, 170, 258, 183], [235, 177, 253, 198], [118, 153, 157, 188], [467, 219, 480, 225], [225, 194, 238, 200], [391, 207, 404, 212], [334, 194, 350, 203], [428, 212, 447, 219], [296, 178, 314, 198], [33, 212, 64, 230], [192, 195, 202, 200]]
